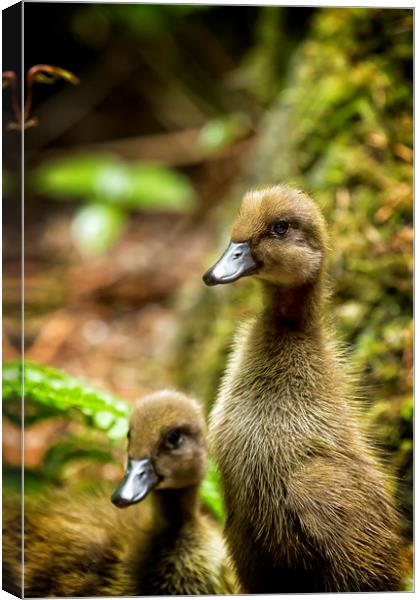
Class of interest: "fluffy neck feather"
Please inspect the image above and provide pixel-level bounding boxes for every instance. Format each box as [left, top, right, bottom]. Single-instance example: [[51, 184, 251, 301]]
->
[[154, 486, 199, 528], [260, 270, 326, 336]]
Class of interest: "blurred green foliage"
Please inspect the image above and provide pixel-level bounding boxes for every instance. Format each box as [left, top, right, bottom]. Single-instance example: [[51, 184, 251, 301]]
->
[[198, 112, 251, 153], [2, 360, 224, 520], [176, 7, 413, 538], [33, 155, 197, 255], [34, 155, 196, 210], [70, 203, 126, 257], [109, 3, 211, 36], [240, 7, 308, 106], [200, 457, 225, 522]]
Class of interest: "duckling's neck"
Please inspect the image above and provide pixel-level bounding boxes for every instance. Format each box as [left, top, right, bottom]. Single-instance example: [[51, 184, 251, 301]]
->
[[154, 486, 200, 529], [261, 275, 325, 335]]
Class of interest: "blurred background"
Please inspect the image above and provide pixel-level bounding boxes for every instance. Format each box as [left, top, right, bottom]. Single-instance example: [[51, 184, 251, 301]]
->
[[2, 2, 412, 557]]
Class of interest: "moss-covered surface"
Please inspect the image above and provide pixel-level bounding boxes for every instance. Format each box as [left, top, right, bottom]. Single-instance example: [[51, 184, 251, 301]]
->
[[174, 8, 412, 540]]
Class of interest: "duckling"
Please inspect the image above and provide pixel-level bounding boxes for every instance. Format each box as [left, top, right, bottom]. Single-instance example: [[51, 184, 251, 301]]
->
[[203, 184, 404, 593], [3, 390, 238, 596]]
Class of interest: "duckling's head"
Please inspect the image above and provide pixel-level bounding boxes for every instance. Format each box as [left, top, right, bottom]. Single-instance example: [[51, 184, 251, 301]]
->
[[203, 185, 328, 288], [112, 390, 207, 508]]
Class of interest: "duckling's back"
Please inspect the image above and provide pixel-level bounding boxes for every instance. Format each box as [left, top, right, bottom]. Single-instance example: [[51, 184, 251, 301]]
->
[[22, 490, 148, 597]]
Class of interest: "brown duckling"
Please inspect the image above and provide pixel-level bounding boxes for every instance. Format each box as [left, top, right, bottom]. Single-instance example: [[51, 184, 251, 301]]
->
[[3, 390, 238, 596], [203, 184, 404, 593]]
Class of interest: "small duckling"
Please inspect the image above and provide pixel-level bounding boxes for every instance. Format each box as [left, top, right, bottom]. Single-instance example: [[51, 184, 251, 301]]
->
[[3, 390, 238, 596], [203, 184, 404, 593]]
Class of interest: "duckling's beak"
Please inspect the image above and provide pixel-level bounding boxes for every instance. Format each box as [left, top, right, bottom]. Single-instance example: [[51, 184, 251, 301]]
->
[[111, 458, 159, 508], [203, 241, 260, 286]]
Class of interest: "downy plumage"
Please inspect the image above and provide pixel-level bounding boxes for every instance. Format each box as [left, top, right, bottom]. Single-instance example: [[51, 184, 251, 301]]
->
[[203, 184, 404, 593]]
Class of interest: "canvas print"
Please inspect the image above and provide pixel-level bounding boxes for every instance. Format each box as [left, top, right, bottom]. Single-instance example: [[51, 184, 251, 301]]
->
[[2, 2, 413, 596]]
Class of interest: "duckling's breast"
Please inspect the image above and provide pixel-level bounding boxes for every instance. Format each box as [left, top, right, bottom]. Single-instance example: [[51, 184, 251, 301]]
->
[[209, 318, 352, 551]]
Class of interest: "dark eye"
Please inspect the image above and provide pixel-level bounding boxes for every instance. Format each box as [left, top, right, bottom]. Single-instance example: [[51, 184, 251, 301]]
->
[[272, 220, 289, 235], [127, 430, 131, 441], [165, 428, 183, 449]]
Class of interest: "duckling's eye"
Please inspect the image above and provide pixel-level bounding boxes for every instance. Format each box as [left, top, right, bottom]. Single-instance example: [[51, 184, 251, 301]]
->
[[165, 428, 183, 450], [272, 220, 289, 236]]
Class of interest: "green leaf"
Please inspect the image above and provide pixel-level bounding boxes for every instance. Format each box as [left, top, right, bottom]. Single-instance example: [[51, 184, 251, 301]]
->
[[33, 154, 119, 198], [200, 456, 225, 521], [107, 417, 130, 441], [32, 155, 197, 212], [126, 164, 196, 210], [2, 360, 130, 439], [41, 435, 115, 480], [71, 203, 126, 256]]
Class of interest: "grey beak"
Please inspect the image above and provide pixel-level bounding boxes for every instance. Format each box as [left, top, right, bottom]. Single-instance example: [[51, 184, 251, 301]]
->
[[203, 241, 260, 286], [111, 458, 159, 508]]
